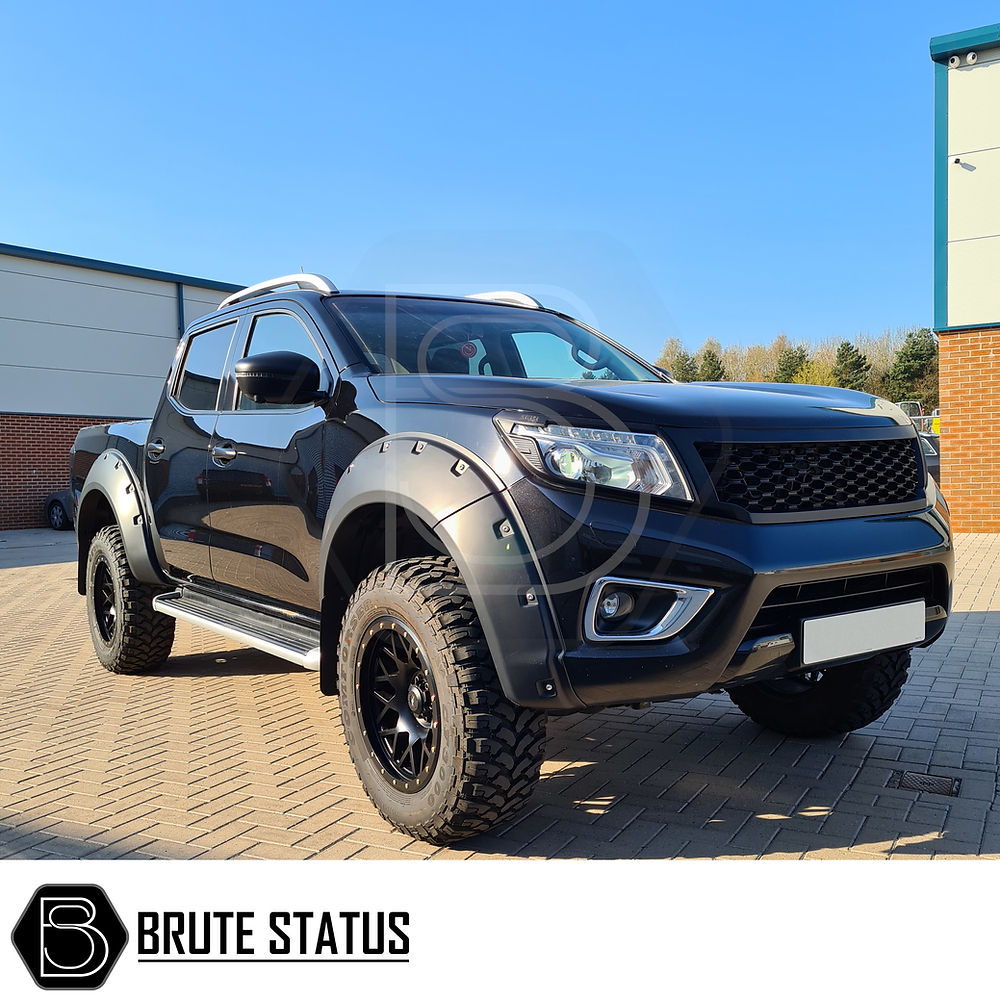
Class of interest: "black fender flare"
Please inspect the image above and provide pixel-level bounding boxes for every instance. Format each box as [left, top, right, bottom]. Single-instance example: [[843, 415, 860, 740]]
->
[[76, 449, 167, 594], [318, 433, 581, 710]]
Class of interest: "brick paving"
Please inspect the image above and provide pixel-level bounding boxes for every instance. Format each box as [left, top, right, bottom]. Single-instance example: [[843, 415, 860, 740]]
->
[[0, 529, 997, 860]]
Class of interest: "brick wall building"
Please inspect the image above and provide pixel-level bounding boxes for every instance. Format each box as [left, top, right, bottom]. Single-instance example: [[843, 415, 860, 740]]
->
[[938, 330, 1000, 531], [931, 24, 1000, 531], [0, 414, 123, 530], [0, 244, 240, 530]]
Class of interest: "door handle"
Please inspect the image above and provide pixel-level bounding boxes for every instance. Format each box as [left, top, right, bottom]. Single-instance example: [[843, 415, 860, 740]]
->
[[146, 439, 165, 460], [211, 444, 239, 462]]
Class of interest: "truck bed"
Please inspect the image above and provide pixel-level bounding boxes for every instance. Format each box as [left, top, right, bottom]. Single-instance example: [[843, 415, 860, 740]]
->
[[71, 419, 152, 506]]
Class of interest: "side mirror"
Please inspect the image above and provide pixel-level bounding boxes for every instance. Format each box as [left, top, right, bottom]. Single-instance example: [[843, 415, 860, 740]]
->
[[235, 351, 326, 405]]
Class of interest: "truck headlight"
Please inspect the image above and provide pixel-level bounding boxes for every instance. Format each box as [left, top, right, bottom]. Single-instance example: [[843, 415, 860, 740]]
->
[[505, 424, 694, 500]]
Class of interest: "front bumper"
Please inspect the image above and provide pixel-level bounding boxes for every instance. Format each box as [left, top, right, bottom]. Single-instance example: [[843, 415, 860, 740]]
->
[[511, 479, 953, 710]]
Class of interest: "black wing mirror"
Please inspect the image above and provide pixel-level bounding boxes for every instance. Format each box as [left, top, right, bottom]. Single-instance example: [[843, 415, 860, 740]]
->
[[235, 351, 327, 405]]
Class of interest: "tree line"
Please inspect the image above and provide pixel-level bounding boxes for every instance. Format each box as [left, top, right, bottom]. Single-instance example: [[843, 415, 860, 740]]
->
[[655, 327, 939, 409]]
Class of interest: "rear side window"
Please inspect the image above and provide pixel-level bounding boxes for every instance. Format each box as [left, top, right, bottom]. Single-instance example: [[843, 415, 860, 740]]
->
[[175, 322, 236, 410]]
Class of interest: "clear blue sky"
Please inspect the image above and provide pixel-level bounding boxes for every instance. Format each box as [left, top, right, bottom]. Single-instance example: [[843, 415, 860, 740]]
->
[[1, 2, 996, 360]]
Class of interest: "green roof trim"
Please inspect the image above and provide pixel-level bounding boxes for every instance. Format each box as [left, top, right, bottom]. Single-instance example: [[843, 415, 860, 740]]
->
[[930, 23, 1000, 63], [0, 241, 242, 293]]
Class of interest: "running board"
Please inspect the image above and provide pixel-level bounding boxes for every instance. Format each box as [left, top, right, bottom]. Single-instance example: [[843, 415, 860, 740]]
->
[[152, 590, 321, 670]]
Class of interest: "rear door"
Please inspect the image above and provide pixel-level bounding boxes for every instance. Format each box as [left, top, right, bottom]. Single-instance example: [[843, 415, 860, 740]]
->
[[207, 305, 333, 610], [144, 318, 241, 581]]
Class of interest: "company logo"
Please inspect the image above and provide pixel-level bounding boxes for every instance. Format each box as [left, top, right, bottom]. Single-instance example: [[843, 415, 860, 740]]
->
[[12, 884, 128, 990]]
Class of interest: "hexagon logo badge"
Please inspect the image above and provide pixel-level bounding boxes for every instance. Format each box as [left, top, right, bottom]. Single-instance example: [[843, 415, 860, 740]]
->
[[11, 884, 128, 990]]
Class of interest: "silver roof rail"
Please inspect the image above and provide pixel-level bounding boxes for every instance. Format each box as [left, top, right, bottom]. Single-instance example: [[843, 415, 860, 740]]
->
[[466, 290, 542, 309], [218, 273, 338, 310]]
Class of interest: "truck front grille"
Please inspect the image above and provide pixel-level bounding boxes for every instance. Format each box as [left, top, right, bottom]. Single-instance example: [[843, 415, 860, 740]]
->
[[696, 438, 922, 515], [746, 565, 942, 642]]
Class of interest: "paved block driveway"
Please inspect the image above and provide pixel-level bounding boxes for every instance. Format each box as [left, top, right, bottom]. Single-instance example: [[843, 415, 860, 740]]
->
[[1, 530, 997, 860]]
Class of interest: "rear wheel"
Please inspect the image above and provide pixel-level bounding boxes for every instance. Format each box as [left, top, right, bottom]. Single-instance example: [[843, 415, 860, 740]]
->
[[337, 556, 547, 844], [727, 649, 910, 737], [85, 524, 175, 674]]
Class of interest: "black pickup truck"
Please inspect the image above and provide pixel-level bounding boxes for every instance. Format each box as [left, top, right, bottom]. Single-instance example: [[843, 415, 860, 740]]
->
[[71, 274, 953, 843]]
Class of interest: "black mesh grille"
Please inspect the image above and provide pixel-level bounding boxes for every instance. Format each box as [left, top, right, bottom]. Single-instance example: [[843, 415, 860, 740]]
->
[[746, 565, 941, 642], [697, 438, 922, 515]]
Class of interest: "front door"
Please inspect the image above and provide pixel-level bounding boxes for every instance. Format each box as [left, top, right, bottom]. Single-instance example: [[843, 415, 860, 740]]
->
[[207, 308, 333, 611], [144, 319, 240, 581]]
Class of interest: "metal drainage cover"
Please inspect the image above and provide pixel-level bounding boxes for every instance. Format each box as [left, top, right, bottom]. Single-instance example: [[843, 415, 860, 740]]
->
[[891, 770, 962, 796]]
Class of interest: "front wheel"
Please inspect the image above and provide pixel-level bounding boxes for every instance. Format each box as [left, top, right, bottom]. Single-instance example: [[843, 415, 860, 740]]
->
[[337, 556, 547, 844], [727, 649, 910, 737]]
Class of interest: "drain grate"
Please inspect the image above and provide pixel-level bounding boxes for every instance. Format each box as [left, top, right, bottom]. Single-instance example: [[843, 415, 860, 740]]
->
[[890, 770, 962, 796]]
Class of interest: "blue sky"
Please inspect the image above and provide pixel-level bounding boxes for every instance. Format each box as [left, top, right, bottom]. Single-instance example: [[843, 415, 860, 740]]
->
[[1, 2, 997, 360]]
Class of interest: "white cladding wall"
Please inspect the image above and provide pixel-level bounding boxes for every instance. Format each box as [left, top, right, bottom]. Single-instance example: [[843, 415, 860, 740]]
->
[[0, 254, 228, 417], [947, 46, 1000, 327]]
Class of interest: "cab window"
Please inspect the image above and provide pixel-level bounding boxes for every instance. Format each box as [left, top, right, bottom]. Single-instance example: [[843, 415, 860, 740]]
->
[[175, 322, 237, 411], [237, 312, 326, 410]]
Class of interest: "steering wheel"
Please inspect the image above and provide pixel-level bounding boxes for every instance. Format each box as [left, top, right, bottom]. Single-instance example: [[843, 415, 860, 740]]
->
[[571, 344, 604, 371]]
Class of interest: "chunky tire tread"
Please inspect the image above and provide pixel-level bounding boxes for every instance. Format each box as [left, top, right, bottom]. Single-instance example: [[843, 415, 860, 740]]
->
[[727, 649, 910, 737], [86, 524, 175, 674], [338, 555, 547, 844]]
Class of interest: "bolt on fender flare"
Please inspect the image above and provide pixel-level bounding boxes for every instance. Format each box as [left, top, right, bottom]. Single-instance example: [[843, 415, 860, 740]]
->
[[318, 433, 580, 710], [77, 449, 167, 593]]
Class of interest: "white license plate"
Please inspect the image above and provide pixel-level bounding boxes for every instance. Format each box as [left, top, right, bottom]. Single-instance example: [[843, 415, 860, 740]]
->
[[801, 600, 925, 666]]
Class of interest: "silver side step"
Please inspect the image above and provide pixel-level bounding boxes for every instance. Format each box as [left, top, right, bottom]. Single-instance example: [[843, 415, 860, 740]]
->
[[152, 591, 321, 670]]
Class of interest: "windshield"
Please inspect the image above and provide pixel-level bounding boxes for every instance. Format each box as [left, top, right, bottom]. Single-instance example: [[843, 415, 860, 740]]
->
[[327, 296, 661, 381]]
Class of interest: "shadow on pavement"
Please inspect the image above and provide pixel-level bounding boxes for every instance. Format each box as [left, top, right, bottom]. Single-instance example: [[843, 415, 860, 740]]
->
[[0, 530, 77, 570], [462, 710, 994, 859], [1, 601, 995, 860], [154, 647, 307, 679]]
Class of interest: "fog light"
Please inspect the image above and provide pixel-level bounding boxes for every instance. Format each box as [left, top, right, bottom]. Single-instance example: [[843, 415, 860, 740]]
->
[[598, 590, 634, 620], [584, 576, 715, 643]]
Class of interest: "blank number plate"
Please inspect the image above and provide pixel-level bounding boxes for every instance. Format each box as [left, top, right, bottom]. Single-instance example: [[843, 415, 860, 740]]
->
[[801, 600, 925, 666]]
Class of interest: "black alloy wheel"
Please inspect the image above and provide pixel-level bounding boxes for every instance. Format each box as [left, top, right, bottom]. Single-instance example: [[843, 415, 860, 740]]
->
[[93, 555, 118, 644], [84, 523, 175, 674], [337, 556, 547, 843], [357, 617, 440, 792]]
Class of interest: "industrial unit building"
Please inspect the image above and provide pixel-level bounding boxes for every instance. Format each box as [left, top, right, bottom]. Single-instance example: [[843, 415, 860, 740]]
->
[[0, 244, 240, 529], [931, 24, 1000, 531]]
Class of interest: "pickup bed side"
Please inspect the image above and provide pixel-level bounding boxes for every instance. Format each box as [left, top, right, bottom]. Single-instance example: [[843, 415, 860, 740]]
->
[[72, 419, 163, 593]]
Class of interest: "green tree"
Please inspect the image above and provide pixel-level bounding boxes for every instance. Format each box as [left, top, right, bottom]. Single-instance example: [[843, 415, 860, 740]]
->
[[830, 340, 871, 390], [792, 359, 837, 386], [698, 347, 728, 382], [671, 350, 699, 382], [867, 366, 892, 399], [655, 336, 684, 375], [773, 345, 808, 382], [909, 370, 940, 411], [887, 328, 938, 404]]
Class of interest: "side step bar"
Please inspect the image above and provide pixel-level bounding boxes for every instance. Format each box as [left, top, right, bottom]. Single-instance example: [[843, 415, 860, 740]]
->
[[152, 590, 321, 670]]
